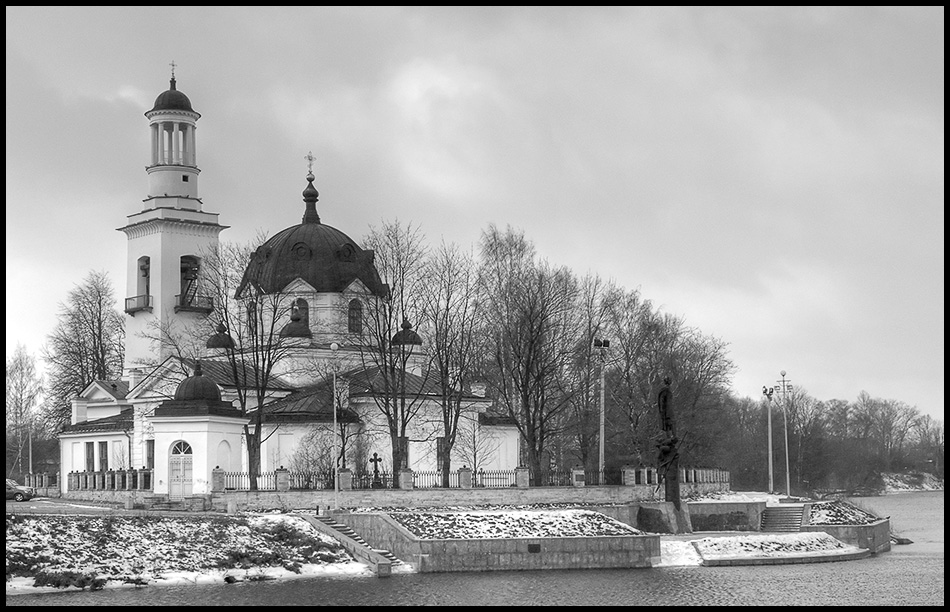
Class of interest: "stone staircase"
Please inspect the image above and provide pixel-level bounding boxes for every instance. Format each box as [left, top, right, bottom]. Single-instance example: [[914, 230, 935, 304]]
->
[[313, 515, 402, 566], [760, 505, 805, 532]]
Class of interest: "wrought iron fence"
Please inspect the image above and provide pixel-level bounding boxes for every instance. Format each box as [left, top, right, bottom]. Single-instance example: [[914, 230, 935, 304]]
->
[[223, 471, 277, 490], [474, 469, 517, 488], [412, 470, 461, 488], [534, 469, 572, 487], [290, 471, 332, 490], [352, 471, 394, 490]]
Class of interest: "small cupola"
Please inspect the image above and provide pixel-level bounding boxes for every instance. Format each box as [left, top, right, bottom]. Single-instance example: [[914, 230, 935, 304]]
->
[[174, 361, 222, 401], [206, 321, 236, 349]]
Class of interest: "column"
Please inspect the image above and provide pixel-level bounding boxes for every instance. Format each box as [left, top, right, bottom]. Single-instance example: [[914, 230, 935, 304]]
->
[[172, 122, 180, 164]]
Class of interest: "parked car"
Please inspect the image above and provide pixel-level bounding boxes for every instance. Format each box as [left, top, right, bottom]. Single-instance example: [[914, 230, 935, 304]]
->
[[5, 478, 33, 502]]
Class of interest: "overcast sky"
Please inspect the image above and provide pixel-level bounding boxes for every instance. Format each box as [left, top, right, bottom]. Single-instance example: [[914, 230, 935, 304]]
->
[[5, 7, 944, 422]]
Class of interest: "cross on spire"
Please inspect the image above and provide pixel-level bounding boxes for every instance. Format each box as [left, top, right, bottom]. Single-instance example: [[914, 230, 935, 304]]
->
[[169, 60, 177, 79], [304, 150, 315, 175]]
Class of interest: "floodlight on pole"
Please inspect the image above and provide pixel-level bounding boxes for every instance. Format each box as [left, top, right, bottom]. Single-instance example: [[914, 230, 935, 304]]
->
[[594, 338, 609, 482], [762, 385, 775, 494], [777, 370, 792, 499]]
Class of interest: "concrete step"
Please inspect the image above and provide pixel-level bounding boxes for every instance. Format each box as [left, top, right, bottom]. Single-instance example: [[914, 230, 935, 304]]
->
[[760, 506, 804, 532]]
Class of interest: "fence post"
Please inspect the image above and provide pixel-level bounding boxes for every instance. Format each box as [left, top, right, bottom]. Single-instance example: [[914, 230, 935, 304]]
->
[[458, 466, 473, 489], [622, 465, 638, 486], [515, 466, 530, 488], [398, 468, 414, 490], [338, 468, 352, 490], [276, 466, 290, 492], [212, 466, 225, 492], [571, 466, 586, 487]]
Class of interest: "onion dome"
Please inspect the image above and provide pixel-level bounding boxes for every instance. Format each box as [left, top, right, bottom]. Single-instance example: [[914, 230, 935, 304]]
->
[[206, 321, 236, 349], [391, 319, 423, 347], [147, 76, 198, 114], [280, 309, 312, 338], [174, 361, 221, 401], [235, 172, 389, 298]]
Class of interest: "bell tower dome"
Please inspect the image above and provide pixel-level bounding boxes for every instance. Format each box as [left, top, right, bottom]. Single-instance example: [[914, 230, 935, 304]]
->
[[118, 64, 229, 376]]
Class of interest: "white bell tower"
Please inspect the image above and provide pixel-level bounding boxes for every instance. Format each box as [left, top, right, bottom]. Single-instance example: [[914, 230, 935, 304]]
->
[[119, 64, 228, 377]]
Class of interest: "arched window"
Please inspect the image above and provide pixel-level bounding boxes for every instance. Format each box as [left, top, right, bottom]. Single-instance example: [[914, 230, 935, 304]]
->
[[137, 256, 150, 297], [171, 441, 193, 455], [247, 300, 258, 335], [180, 255, 200, 299], [348, 299, 363, 333], [295, 298, 309, 327]]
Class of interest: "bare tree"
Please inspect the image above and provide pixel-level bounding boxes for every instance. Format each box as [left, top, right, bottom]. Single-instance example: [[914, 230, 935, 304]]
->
[[478, 224, 579, 484], [6, 344, 44, 477], [357, 219, 430, 478], [418, 241, 483, 486], [41, 270, 125, 433], [201, 238, 304, 490]]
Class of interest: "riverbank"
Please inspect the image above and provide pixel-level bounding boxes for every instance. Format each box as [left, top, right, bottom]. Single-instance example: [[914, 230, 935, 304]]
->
[[6, 492, 884, 595]]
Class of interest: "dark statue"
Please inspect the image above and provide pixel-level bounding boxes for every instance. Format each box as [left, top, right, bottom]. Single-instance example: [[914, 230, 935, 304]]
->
[[656, 376, 681, 511]]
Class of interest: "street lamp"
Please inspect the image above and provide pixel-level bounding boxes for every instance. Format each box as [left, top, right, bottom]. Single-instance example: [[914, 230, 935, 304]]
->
[[777, 370, 792, 499], [593, 338, 609, 482], [762, 385, 775, 493], [330, 342, 340, 510], [390, 319, 422, 473]]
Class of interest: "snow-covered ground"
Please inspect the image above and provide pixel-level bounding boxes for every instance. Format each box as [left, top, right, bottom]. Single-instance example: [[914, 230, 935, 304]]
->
[[10, 481, 922, 594]]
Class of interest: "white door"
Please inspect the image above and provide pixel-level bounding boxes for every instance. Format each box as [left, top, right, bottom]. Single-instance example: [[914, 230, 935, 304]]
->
[[169, 441, 193, 500]]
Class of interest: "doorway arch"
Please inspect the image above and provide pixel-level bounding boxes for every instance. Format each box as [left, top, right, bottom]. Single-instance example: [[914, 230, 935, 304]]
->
[[169, 440, 193, 500]]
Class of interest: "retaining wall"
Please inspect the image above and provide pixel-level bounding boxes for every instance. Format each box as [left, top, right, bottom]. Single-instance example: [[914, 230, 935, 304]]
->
[[209, 485, 669, 513], [333, 511, 660, 572], [801, 519, 892, 554], [687, 501, 767, 531]]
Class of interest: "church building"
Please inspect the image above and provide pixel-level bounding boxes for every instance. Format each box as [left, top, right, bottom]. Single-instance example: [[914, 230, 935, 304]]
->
[[58, 72, 519, 500]]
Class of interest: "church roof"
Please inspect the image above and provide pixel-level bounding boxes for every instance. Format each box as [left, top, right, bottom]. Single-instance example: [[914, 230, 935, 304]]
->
[[346, 366, 489, 402], [92, 380, 130, 400], [235, 173, 389, 298], [255, 382, 361, 424], [60, 409, 133, 435], [147, 77, 197, 114], [182, 358, 296, 392]]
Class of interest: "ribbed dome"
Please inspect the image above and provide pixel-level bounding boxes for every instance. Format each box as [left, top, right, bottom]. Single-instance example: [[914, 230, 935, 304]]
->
[[148, 77, 196, 114], [174, 361, 221, 401], [235, 174, 388, 298]]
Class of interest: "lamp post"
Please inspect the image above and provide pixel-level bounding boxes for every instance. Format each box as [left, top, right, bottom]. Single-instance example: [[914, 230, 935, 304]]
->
[[777, 370, 792, 498], [593, 338, 609, 482], [330, 342, 340, 510], [762, 385, 775, 493], [390, 319, 422, 475]]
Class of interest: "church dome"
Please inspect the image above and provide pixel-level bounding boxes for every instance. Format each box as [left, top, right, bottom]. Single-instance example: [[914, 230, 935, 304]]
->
[[174, 361, 221, 401], [147, 77, 196, 114], [236, 172, 389, 298]]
